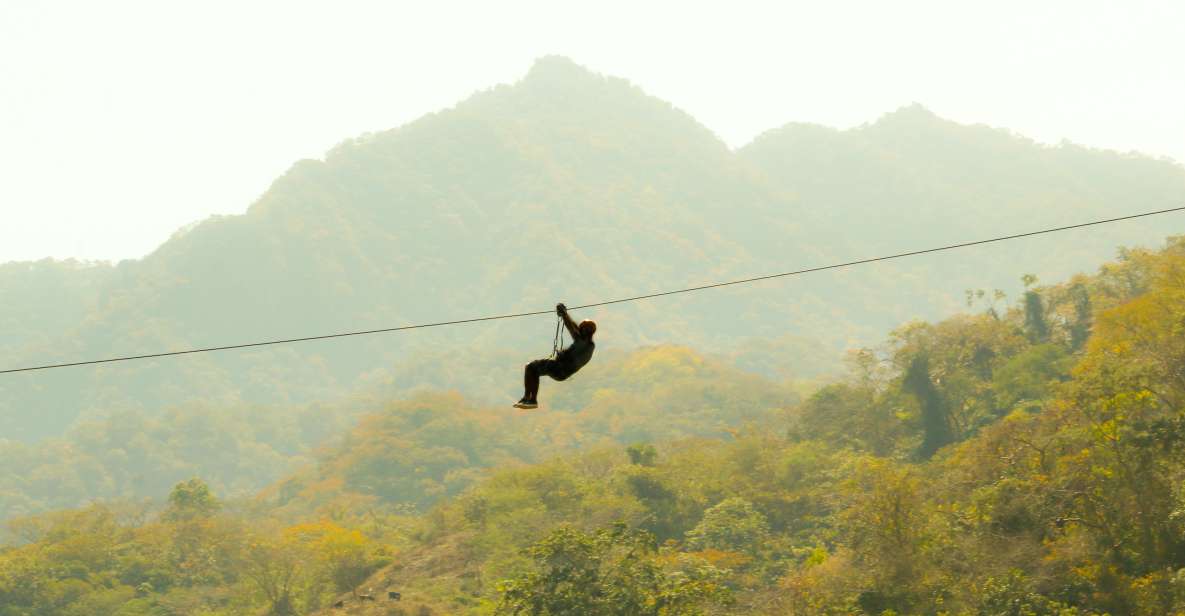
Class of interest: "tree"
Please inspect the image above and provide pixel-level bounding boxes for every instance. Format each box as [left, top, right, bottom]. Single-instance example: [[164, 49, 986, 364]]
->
[[627, 444, 658, 467], [290, 520, 386, 596], [837, 457, 930, 611], [903, 353, 952, 459], [1067, 282, 1093, 350], [163, 479, 220, 521], [242, 529, 304, 616], [976, 569, 1074, 616], [1023, 290, 1050, 343], [1056, 252, 1185, 574], [496, 523, 730, 615], [684, 497, 768, 556]]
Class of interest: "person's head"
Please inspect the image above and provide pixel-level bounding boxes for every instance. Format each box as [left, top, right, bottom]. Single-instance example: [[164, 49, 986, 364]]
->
[[578, 320, 597, 338]]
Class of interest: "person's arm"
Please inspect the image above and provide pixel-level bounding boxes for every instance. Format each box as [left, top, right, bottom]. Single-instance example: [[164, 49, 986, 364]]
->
[[557, 303, 582, 339]]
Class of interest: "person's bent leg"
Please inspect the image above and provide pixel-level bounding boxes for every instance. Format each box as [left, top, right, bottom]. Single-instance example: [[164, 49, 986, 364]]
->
[[523, 360, 542, 403]]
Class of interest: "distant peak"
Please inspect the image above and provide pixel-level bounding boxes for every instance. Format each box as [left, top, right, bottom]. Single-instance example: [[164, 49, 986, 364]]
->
[[523, 55, 600, 84], [875, 103, 942, 125]]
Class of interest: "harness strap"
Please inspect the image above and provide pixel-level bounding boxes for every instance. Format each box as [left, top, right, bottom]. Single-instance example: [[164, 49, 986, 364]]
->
[[550, 315, 565, 358]]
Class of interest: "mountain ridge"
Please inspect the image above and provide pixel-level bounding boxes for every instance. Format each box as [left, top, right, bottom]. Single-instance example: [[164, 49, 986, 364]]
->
[[2, 56, 1183, 443]]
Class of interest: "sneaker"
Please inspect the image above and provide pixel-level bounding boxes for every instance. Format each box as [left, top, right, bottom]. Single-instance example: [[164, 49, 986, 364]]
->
[[513, 399, 538, 409]]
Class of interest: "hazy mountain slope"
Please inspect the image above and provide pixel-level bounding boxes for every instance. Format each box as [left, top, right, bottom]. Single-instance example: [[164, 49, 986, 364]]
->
[[1, 57, 790, 440], [741, 104, 1185, 280], [264, 345, 797, 517], [0, 345, 795, 521], [2, 57, 1184, 442], [0, 259, 113, 352]]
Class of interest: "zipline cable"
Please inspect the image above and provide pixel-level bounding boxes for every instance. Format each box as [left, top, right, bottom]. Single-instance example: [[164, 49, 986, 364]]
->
[[2, 205, 1183, 376], [570, 205, 1185, 310]]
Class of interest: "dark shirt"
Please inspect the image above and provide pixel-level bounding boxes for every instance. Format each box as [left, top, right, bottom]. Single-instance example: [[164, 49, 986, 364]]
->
[[555, 336, 595, 374]]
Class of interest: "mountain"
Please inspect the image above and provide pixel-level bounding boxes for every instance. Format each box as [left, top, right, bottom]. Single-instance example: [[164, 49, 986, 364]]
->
[[2, 56, 1184, 442], [4, 222, 1185, 615], [741, 103, 1185, 257]]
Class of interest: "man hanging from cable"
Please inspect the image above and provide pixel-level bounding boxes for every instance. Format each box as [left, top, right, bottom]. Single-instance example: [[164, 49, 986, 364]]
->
[[513, 303, 596, 409]]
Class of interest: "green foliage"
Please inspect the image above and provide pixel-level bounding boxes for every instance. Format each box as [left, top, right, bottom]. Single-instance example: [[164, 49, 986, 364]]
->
[[789, 351, 903, 456], [267, 347, 798, 518], [6, 209, 1185, 614], [903, 353, 952, 459], [992, 343, 1071, 411], [0, 346, 798, 522], [496, 523, 731, 615], [0, 487, 388, 615], [627, 444, 658, 467], [1024, 290, 1050, 342], [428, 239, 1185, 614], [1066, 282, 1093, 350], [164, 478, 220, 521], [684, 497, 769, 555], [977, 570, 1077, 616]]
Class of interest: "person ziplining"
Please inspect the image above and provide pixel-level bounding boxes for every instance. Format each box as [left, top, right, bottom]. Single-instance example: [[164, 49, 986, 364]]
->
[[513, 303, 596, 409]]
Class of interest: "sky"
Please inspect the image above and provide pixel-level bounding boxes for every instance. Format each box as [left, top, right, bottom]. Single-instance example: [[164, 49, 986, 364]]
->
[[2, 0, 1183, 264]]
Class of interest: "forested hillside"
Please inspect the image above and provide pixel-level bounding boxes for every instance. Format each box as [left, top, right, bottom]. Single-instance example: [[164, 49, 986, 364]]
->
[[4, 237, 1185, 615], [0, 346, 799, 520], [265, 346, 799, 518], [3, 56, 1183, 445]]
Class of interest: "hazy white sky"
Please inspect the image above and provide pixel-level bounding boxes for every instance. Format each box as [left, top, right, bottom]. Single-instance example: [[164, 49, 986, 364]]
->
[[2, 0, 1182, 263]]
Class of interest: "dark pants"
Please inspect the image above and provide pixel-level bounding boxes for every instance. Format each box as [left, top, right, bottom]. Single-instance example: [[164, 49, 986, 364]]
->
[[523, 358, 573, 402]]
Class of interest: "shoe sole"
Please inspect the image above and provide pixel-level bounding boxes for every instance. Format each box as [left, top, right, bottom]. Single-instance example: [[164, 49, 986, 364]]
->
[[513, 403, 539, 409]]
